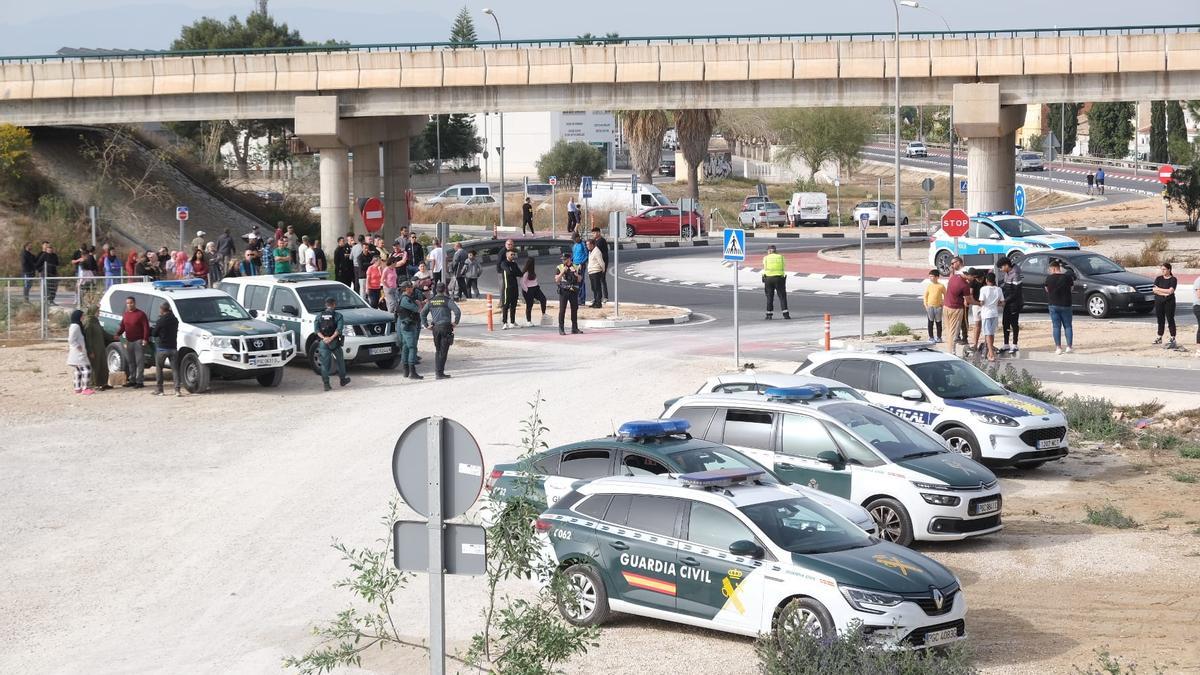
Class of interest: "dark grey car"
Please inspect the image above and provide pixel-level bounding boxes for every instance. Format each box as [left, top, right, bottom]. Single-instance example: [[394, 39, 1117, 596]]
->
[[1017, 250, 1155, 318]]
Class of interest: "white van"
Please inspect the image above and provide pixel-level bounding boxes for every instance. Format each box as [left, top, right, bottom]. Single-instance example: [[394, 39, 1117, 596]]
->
[[787, 192, 830, 226], [426, 183, 492, 205], [581, 180, 672, 212]]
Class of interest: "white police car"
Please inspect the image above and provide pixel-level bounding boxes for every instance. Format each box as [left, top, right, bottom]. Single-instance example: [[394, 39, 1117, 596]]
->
[[663, 386, 1002, 546], [540, 469, 968, 647], [929, 211, 1079, 274], [798, 344, 1068, 468]]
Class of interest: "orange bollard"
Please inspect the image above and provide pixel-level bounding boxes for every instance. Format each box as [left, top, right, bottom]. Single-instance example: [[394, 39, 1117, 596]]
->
[[824, 313, 831, 351], [487, 293, 494, 331]]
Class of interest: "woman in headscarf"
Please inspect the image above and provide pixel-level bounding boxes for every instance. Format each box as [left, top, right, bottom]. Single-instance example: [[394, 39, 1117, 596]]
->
[[125, 250, 139, 277], [82, 305, 113, 390], [67, 309, 94, 395]]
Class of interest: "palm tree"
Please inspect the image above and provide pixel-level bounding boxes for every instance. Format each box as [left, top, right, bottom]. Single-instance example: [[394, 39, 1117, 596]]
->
[[675, 109, 720, 202], [616, 110, 669, 185]]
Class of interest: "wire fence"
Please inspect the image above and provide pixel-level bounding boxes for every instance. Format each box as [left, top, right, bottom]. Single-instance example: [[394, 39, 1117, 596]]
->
[[1, 275, 149, 341]]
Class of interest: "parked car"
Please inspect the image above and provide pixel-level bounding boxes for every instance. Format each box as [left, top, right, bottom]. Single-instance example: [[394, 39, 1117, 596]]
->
[[1016, 249, 1156, 319], [580, 180, 671, 213], [1016, 152, 1045, 171], [445, 195, 498, 209], [742, 195, 769, 211], [738, 201, 788, 228], [929, 212, 1079, 273], [787, 192, 830, 226], [426, 183, 492, 205], [659, 159, 676, 176], [905, 141, 928, 158], [625, 205, 702, 237], [253, 190, 285, 205], [852, 201, 908, 227]]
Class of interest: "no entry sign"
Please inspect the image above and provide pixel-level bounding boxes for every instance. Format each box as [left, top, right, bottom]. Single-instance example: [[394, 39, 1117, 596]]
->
[[1159, 165, 1175, 184], [361, 197, 385, 233], [941, 208, 970, 238]]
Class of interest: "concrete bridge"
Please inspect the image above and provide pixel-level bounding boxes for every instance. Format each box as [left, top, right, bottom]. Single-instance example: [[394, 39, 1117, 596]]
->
[[2, 25, 1197, 246]]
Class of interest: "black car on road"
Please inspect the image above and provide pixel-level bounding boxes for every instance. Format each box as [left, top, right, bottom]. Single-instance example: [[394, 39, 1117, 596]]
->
[[1016, 249, 1156, 319]]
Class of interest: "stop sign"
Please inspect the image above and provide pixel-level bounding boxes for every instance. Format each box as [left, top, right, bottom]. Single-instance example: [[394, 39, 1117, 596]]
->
[[361, 197, 385, 233], [941, 208, 970, 238], [1159, 165, 1175, 184]]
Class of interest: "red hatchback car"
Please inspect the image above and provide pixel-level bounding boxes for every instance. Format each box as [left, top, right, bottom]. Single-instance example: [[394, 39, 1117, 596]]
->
[[625, 206, 703, 237]]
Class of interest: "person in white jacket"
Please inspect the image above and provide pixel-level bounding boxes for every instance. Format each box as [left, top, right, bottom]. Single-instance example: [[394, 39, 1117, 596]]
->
[[67, 309, 94, 395]]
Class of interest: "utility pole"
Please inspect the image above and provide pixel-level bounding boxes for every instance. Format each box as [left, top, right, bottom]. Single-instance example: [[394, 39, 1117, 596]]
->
[[256, 0, 268, 15]]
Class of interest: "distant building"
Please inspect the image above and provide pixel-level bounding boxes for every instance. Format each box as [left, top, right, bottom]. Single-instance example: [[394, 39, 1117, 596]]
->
[[479, 111, 617, 179]]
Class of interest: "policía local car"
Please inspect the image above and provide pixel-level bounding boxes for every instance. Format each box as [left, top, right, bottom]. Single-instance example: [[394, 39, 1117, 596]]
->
[[798, 344, 1068, 468], [484, 419, 878, 535], [662, 387, 1002, 546], [98, 279, 295, 392], [217, 273, 399, 372], [929, 211, 1079, 273], [540, 469, 967, 648]]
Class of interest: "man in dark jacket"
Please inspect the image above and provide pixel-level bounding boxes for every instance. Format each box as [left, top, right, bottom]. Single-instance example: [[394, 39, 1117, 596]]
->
[[215, 229, 236, 276], [997, 258, 1023, 355], [591, 227, 610, 302], [420, 283, 461, 380], [20, 242, 37, 302], [315, 296, 350, 391], [333, 236, 355, 288], [34, 242, 60, 304], [151, 302, 181, 396]]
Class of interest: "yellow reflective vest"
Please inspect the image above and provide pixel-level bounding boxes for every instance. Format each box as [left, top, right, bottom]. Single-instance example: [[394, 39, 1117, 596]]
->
[[762, 252, 786, 277]]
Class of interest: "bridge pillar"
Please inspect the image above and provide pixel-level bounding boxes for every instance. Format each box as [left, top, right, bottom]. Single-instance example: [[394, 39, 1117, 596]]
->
[[317, 146, 351, 252], [953, 83, 1026, 216], [351, 143, 383, 238], [384, 137, 411, 241]]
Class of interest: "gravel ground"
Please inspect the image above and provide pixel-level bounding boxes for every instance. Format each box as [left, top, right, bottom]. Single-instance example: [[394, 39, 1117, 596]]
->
[[2, 334, 1199, 674]]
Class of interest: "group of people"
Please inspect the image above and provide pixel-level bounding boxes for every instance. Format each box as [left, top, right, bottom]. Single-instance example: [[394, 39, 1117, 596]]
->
[[1085, 168, 1106, 196], [493, 228, 609, 333]]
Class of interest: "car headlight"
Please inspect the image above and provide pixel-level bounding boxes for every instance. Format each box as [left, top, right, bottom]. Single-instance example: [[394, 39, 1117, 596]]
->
[[912, 480, 951, 491], [210, 336, 233, 350], [919, 492, 962, 507], [971, 410, 1019, 426], [1115, 285, 1134, 293], [840, 585, 904, 614]]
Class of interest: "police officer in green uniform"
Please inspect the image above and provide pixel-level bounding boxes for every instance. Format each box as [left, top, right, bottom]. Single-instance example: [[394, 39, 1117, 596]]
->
[[761, 244, 791, 320], [397, 282, 423, 380], [420, 282, 462, 380], [315, 297, 351, 391]]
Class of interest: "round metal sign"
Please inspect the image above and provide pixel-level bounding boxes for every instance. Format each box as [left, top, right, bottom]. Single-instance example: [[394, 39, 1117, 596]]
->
[[921, 177, 935, 193], [392, 417, 484, 519]]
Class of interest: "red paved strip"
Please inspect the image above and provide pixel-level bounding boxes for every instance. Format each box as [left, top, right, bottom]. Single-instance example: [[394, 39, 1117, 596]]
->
[[775, 252, 927, 280]]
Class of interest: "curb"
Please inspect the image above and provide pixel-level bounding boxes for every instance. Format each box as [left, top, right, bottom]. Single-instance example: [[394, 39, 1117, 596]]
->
[[1012, 350, 1200, 370], [457, 306, 692, 329]]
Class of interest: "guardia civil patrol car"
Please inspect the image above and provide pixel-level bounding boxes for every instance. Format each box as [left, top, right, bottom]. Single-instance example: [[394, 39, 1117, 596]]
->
[[540, 469, 967, 647], [484, 420, 877, 534], [98, 279, 296, 392], [663, 386, 1003, 546], [929, 211, 1079, 274], [798, 344, 1068, 468], [218, 273, 399, 372]]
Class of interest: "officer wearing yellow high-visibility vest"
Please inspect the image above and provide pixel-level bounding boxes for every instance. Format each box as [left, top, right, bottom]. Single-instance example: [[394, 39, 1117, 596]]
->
[[761, 244, 791, 320]]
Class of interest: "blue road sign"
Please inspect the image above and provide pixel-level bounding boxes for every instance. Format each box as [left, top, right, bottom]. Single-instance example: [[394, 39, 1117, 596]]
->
[[722, 228, 746, 262], [581, 176, 593, 199], [631, 173, 638, 195], [1014, 185, 1027, 216], [959, 179, 968, 194]]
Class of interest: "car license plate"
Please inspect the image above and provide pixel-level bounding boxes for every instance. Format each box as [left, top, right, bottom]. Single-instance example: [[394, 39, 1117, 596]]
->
[[1037, 438, 1061, 449], [924, 627, 959, 646], [1145, 295, 1155, 301], [974, 499, 1000, 515], [251, 356, 281, 367], [369, 346, 393, 356]]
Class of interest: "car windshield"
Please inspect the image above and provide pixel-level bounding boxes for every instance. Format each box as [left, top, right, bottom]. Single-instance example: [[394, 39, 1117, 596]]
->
[[908, 359, 1006, 399], [831, 387, 867, 402], [667, 446, 780, 484], [761, 202, 783, 210], [856, 201, 878, 209], [1020, 153, 1040, 160], [173, 295, 252, 323], [651, 193, 671, 206], [1069, 253, 1125, 275], [296, 284, 369, 312], [993, 217, 1049, 237], [821, 402, 947, 461], [740, 497, 873, 554]]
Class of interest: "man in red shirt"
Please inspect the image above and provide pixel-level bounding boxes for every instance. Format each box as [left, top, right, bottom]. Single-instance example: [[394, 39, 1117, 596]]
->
[[115, 295, 151, 388], [941, 256, 976, 354]]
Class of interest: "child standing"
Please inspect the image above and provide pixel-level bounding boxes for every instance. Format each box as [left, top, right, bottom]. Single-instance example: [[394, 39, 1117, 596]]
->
[[923, 269, 945, 343], [979, 272, 1005, 362]]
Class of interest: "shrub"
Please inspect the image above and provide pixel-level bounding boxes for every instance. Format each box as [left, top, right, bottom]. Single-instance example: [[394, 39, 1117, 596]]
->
[[0, 123, 33, 184], [1073, 648, 1165, 674], [756, 622, 977, 675], [887, 322, 911, 336], [1182, 446, 1200, 460], [1171, 472, 1197, 483], [1084, 503, 1138, 529], [1057, 396, 1132, 442], [535, 141, 606, 186], [982, 364, 1057, 403], [1113, 234, 1169, 268]]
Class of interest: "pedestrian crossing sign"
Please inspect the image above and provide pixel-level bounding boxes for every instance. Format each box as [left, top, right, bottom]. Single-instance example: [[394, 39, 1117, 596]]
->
[[723, 228, 746, 261]]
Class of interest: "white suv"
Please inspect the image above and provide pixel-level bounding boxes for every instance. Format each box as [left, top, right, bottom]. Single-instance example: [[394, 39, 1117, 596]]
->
[[905, 141, 928, 158], [797, 344, 1068, 467], [98, 280, 295, 392], [217, 273, 399, 372]]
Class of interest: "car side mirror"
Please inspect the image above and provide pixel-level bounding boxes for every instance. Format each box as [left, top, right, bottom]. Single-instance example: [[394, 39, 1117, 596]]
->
[[816, 450, 845, 470], [248, 309, 259, 318], [989, 233, 1003, 240], [728, 539, 764, 559], [283, 305, 299, 317], [901, 388, 924, 402]]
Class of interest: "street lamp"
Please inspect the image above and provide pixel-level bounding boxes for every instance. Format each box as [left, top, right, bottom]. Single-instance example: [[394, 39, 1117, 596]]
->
[[482, 8, 505, 238], [911, 4, 955, 208], [892, 0, 918, 258]]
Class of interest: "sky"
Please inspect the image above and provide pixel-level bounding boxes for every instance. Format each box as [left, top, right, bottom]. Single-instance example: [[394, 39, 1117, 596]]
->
[[2, 0, 1199, 56]]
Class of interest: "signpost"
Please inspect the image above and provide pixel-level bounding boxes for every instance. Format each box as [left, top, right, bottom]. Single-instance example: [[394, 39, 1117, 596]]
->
[[859, 211, 869, 339], [608, 212, 624, 318], [361, 196, 385, 233], [1014, 185, 1026, 217], [581, 176, 593, 232], [175, 206, 188, 251], [723, 228, 746, 368], [548, 175, 557, 237], [921, 177, 935, 193], [88, 205, 99, 248], [392, 416, 487, 675], [1159, 165, 1174, 226], [833, 177, 842, 226]]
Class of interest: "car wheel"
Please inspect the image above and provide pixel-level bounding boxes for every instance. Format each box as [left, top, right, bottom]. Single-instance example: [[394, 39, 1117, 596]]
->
[[879, 216, 888, 228], [1086, 293, 1110, 319], [775, 597, 835, 641], [1007, 250, 1026, 266], [105, 343, 128, 375], [256, 367, 283, 387], [941, 426, 982, 462], [901, 217, 909, 226], [376, 356, 399, 370], [557, 564, 609, 627], [681, 225, 693, 238], [625, 224, 636, 237], [934, 250, 954, 276], [180, 352, 210, 394], [305, 339, 323, 375], [865, 497, 914, 547]]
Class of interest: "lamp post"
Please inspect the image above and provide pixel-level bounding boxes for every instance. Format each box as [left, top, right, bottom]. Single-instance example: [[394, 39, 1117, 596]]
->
[[912, 4, 954, 207], [892, 0, 918, 258], [483, 8, 505, 238]]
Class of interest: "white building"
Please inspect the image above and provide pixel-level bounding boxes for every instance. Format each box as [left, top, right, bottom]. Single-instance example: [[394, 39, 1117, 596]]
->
[[478, 111, 617, 179]]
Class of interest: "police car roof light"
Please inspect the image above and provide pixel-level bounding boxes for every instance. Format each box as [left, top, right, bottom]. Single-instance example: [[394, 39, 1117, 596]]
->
[[152, 279, 207, 290], [275, 272, 328, 283], [678, 468, 765, 488], [763, 385, 830, 402], [871, 341, 938, 354], [975, 210, 1013, 217], [617, 419, 691, 440]]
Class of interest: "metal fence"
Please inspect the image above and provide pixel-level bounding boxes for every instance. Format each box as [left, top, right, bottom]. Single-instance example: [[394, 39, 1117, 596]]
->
[[1, 276, 148, 341]]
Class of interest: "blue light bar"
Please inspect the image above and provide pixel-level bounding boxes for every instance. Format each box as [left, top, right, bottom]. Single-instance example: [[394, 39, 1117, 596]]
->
[[152, 279, 207, 290], [618, 419, 691, 439], [274, 272, 328, 282], [679, 468, 765, 487], [975, 210, 1013, 217], [764, 385, 830, 401]]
